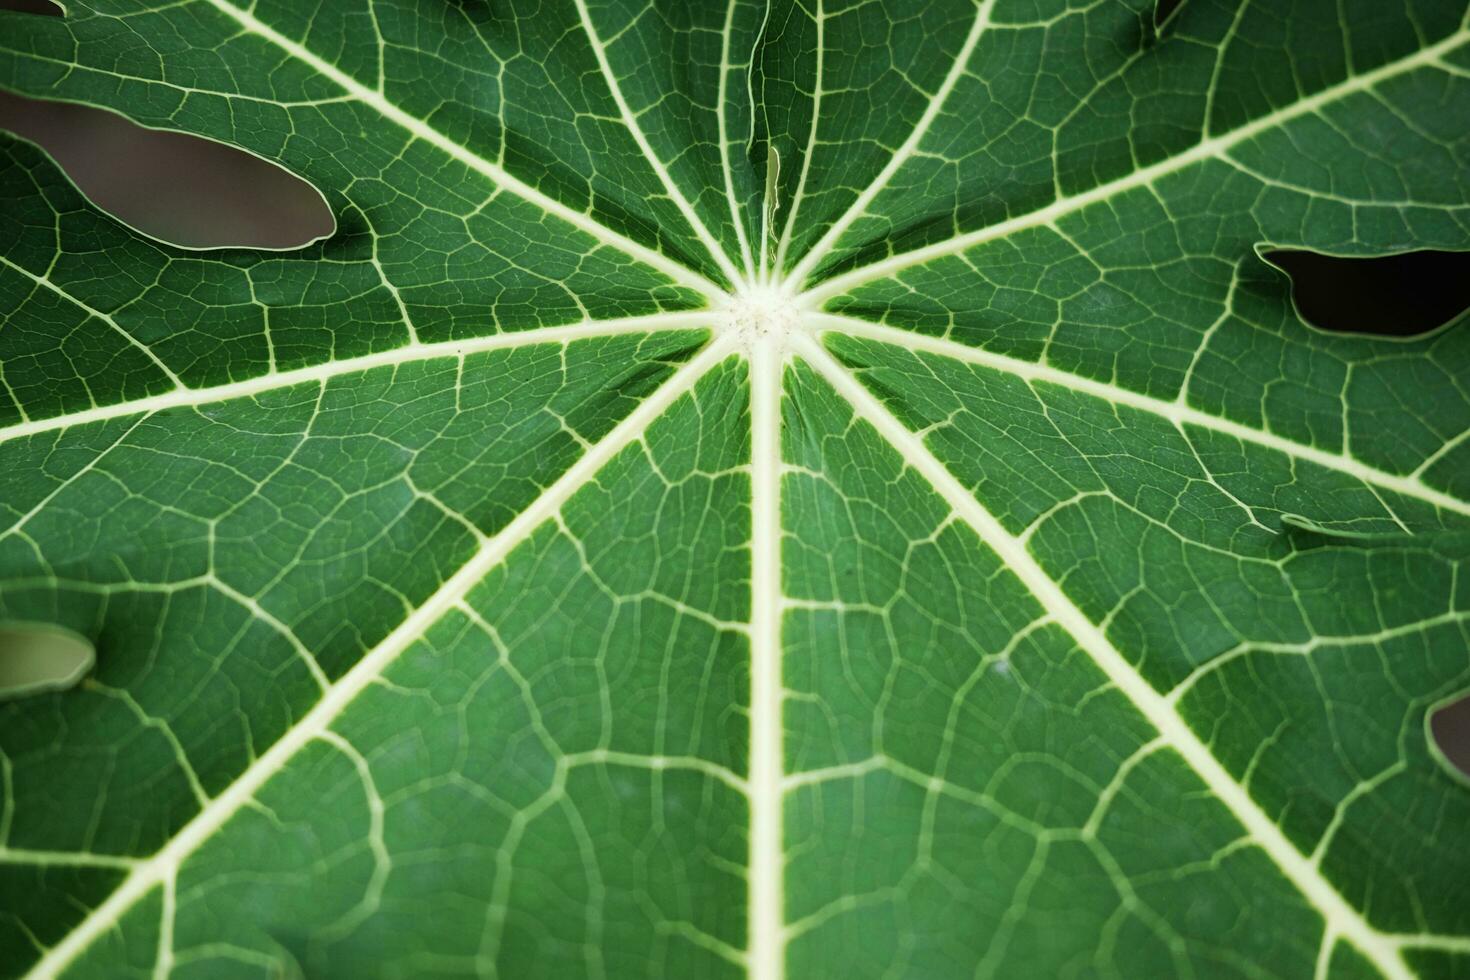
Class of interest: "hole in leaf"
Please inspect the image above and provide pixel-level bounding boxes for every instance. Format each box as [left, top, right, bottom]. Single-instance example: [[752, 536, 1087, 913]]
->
[[0, 0, 61, 15], [1265, 249, 1470, 339], [1431, 694, 1470, 779], [0, 91, 334, 250], [1154, 0, 1185, 27], [0, 622, 94, 700]]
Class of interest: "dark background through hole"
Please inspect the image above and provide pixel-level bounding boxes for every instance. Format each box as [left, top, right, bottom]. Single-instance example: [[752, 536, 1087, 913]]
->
[[0, 0, 332, 249], [0, 89, 334, 249], [1268, 249, 1470, 338], [1434, 697, 1470, 778], [0, 0, 1468, 777]]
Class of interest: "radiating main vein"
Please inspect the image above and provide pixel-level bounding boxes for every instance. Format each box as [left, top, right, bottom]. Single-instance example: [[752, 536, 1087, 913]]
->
[[21, 335, 739, 980], [794, 333, 1415, 980], [0, 311, 721, 445], [815, 313, 1470, 518], [783, 0, 998, 289], [192, 0, 725, 299], [571, 0, 748, 288], [717, 0, 758, 278], [798, 24, 1470, 301], [772, 0, 824, 275]]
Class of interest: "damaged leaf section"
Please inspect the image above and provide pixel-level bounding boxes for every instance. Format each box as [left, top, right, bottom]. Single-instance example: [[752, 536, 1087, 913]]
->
[[0, 622, 93, 699], [1431, 693, 1470, 779], [1267, 248, 1470, 339], [0, 92, 334, 251]]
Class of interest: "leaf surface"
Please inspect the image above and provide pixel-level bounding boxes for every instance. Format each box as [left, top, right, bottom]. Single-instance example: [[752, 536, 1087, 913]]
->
[[1, 1, 1469, 977]]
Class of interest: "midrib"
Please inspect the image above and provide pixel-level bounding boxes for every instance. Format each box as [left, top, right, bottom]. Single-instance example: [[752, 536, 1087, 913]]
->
[[20, 336, 739, 980], [194, 0, 723, 299], [746, 333, 787, 980], [800, 25, 1470, 301], [795, 333, 1414, 980]]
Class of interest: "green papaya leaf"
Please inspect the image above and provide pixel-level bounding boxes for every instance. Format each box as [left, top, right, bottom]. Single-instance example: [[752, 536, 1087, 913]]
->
[[1, 1, 1468, 977]]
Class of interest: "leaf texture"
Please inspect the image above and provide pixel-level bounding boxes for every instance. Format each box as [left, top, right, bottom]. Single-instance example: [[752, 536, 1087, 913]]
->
[[1, 1, 1469, 977]]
